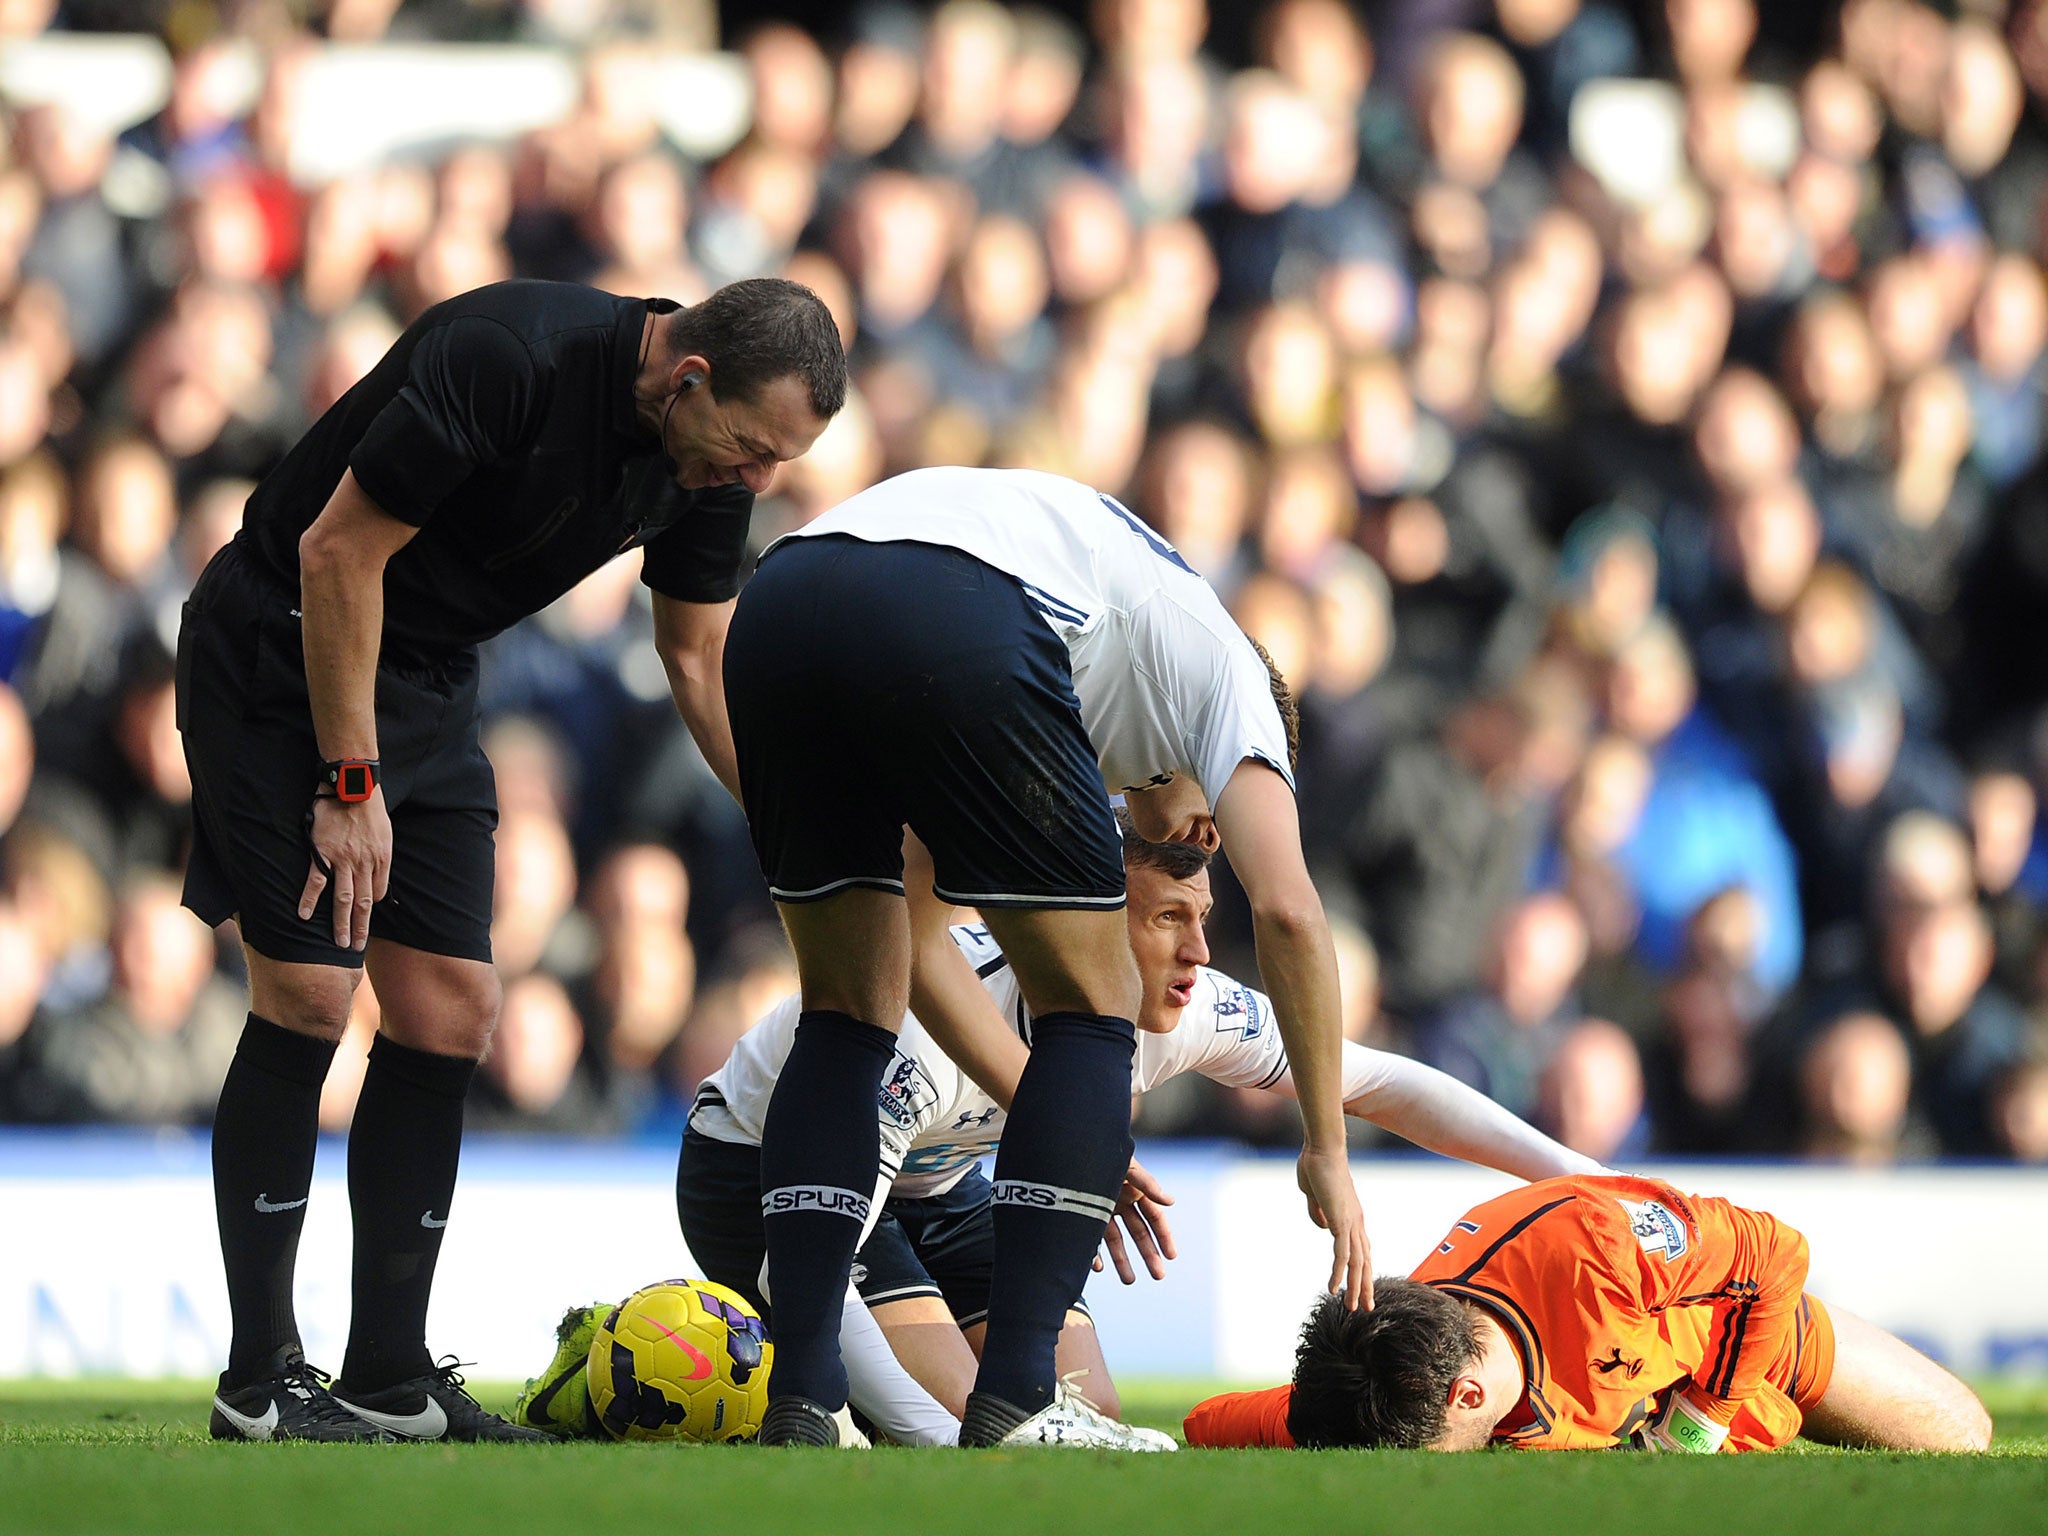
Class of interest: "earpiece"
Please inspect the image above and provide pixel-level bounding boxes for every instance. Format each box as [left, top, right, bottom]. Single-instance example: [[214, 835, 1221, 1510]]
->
[[681, 372, 705, 391]]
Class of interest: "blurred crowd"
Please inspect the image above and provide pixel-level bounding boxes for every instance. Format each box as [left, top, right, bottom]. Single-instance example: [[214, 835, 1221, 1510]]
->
[[4, 0, 2048, 1167]]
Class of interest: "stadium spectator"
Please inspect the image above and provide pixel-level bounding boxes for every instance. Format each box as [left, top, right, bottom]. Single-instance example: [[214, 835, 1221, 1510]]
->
[[1992, 1056, 2048, 1163], [1644, 956, 1767, 1153], [469, 971, 610, 1133], [1968, 767, 2044, 998], [1534, 1016, 1644, 1162], [0, 0, 2044, 1168], [0, 903, 51, 1119], [1554, 615, 1803, 995], [1799, 1009, 1922, 1164], [33, 874, 242, 1124], [1327, 687, 1546, 1014], [1871, 900, 2030, 1155], [1413, 891, 1589, 1120]]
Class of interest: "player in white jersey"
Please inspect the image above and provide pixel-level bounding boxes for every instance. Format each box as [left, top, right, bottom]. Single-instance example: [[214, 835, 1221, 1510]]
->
[[720, 468, 1369, 1448], [677, 817, 1602, 1445]]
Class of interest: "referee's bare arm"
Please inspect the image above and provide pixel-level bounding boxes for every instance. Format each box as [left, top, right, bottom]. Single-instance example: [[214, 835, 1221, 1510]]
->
[[652, 592, 741, 800], [296, 469, 419, 949]]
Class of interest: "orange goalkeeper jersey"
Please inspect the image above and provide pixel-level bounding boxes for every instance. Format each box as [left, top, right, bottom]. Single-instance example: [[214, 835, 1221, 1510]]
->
[[1185, 1174, 1834, 1452]]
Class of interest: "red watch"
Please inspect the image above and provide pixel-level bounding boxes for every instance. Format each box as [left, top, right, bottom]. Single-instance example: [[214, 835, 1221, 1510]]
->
[[319, 758, 380, 804]]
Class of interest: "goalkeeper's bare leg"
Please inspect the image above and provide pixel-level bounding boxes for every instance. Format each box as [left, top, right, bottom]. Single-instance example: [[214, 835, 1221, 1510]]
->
[[1801, 1306, 1992, 1452]]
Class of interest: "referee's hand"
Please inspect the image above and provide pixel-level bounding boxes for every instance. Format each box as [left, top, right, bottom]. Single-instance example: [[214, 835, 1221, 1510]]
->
[[301, 791, 393, 950]]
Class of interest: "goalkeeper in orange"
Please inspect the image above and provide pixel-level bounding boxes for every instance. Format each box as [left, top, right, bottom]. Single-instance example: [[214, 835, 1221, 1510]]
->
[[1185, 1174, 1991, 1453]]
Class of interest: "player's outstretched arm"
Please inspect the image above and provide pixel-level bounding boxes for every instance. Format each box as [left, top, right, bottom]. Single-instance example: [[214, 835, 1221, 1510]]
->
[[1213, 758, 1370, 1309], [651, 593, 741, 800], [1335, 1049, 1607, 1181]]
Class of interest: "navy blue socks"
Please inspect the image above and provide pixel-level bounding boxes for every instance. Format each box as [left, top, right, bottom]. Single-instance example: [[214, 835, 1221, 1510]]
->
[[976, 1011, 1136, 1414], [214, 1014, 339, 1383], [758, 1010, 898, 1408]]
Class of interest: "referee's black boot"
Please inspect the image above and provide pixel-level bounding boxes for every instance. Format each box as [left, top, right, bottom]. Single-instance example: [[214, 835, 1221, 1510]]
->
[[211, 1347, 395, 1442], [333, 1358, 551, 1443]]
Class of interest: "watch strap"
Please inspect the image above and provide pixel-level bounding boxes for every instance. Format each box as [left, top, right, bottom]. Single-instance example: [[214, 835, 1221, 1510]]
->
[[318, 758, 381, 804]]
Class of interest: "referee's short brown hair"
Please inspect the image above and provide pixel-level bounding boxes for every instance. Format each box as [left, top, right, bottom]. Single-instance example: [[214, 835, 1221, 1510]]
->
[[671, 278, 847, 420]]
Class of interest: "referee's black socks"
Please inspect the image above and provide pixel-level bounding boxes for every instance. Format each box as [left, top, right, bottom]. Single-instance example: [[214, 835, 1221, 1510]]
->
[[975, 1010, 1136, 1419], [757, 1010, 898, 1410], [339, 1035, 477, 1392], [213, 1014, 338, 1385]]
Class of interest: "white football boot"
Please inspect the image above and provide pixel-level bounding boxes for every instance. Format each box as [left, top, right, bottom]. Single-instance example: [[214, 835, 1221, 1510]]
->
[[970, 1381, 1178, 1452]]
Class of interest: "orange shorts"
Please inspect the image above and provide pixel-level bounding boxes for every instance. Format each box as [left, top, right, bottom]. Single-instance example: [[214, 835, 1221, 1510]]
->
[[1776, 1293, 1838, 1411], [1721, 1292, 1836, 1452]]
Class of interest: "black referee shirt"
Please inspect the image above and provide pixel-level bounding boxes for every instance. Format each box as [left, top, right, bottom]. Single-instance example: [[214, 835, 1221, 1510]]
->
[[239, 280, 755, 662]]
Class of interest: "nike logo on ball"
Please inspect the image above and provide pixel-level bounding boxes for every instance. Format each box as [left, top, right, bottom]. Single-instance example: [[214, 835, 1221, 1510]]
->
[[638, 1315, 715, 1380], [420, 1211, 447, 1229], [253, 1193, 308, 1214]]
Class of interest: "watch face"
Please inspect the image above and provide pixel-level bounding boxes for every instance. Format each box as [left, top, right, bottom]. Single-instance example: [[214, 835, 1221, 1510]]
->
[[336, 762, 375, 802]]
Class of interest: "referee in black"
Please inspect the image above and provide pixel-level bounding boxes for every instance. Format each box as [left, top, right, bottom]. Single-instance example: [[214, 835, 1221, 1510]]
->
[[178, 278, 844, 1441]]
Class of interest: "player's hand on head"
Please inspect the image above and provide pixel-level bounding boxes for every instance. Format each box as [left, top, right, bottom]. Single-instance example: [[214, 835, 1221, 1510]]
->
[[1297, 1145, 1372, 1310], [300, 789, 393, 951]]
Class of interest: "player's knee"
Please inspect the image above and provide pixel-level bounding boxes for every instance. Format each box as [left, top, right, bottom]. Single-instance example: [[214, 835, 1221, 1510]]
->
[[1061, 944, 1142, 1021], [1101, 955, 1142, 1022], [1951, 1389, 1994, 1452], [457, 987, 505, 1057], [448, 969, 505, 1056], [271, 998, 353, 1043], [248, 963, 359, 1042], [381, 965, 503, 1058]]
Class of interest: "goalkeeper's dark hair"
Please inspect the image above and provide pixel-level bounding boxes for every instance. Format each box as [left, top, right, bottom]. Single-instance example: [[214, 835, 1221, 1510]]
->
[[1286, 1280, 1481, 1449], [668, 278, 847, 419], [1248, 637, 1300, 774], [1113, 806, 1212, 881]]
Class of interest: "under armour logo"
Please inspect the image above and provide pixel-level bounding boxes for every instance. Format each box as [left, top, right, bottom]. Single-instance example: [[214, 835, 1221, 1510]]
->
[[1593, 1348, 1642, 1378], [952, 1107, 1000, 1130]]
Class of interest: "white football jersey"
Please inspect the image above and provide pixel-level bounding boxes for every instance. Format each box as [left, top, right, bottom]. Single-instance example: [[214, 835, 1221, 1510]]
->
[[770, 467, 1293, 802], [689, 925, 1397, 1201]]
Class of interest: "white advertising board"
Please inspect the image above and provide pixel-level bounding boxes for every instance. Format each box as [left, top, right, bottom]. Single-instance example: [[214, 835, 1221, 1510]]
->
[[3, 1136, 2044, 1385]]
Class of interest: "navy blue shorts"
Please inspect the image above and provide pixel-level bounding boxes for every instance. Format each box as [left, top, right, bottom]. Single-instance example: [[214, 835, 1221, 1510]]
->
[[856, 1169, 1000, 1325], [866, 1169, 1087, 1324], [723, 535, 1124, 910]]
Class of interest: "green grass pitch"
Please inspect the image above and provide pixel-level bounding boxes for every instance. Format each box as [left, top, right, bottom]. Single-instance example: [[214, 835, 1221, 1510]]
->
[[3, 1379, 2044, 1536]]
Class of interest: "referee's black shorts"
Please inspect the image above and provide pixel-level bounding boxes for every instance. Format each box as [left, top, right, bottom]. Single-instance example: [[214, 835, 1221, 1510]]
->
[[722, 535, 1124, 911], [174, 539, 497, 969]]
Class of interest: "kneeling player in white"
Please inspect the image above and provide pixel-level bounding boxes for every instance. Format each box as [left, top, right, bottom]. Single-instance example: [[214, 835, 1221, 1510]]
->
[[676, 817, 1603, 1445]]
